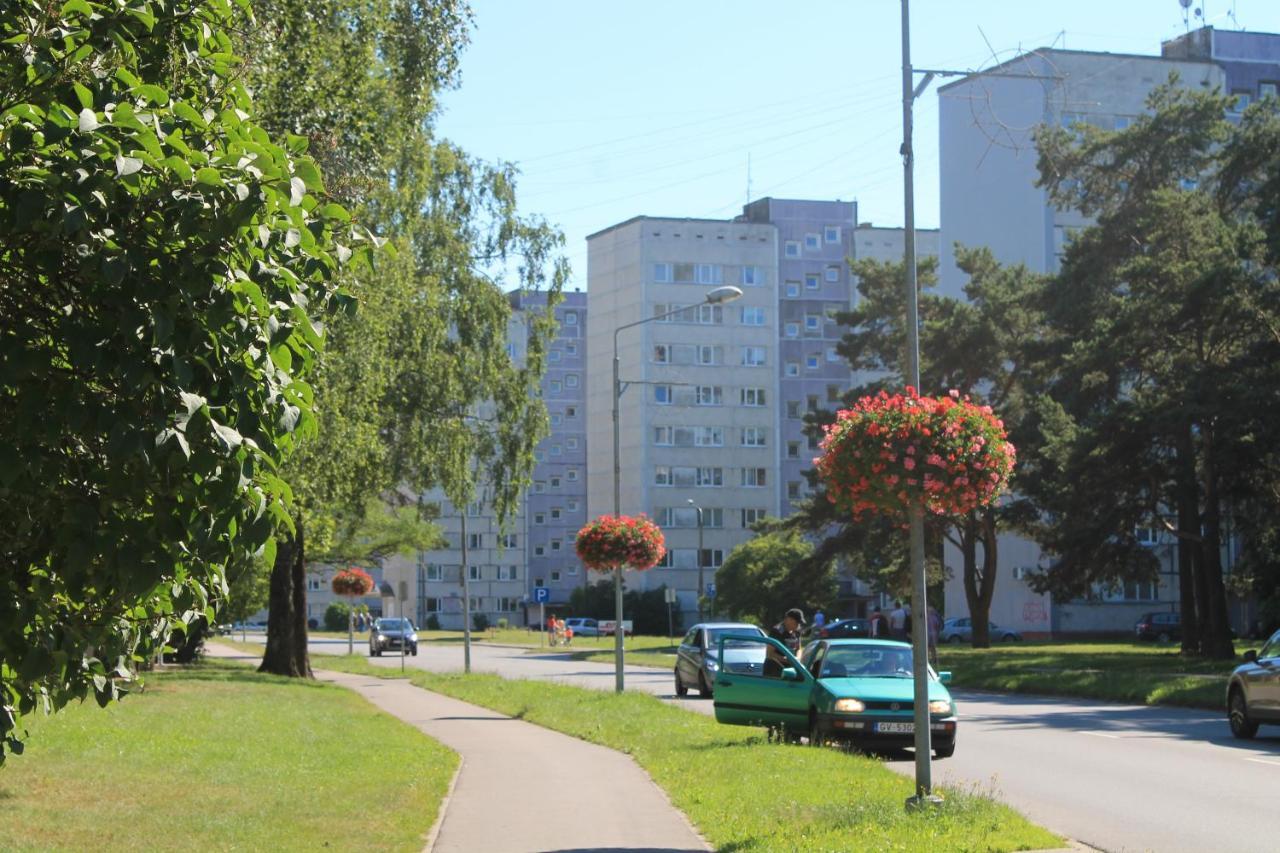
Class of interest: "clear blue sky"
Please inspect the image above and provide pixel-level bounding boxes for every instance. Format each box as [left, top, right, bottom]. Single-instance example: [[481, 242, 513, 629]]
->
[[437, 1, 1280, 290]]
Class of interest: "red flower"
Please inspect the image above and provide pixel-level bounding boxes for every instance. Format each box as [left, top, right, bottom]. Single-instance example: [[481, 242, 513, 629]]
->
[[575, 514, 666, 572]]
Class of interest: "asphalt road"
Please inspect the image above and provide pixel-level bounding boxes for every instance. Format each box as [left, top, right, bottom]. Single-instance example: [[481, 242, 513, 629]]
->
[[236, 634, 1280, 853]]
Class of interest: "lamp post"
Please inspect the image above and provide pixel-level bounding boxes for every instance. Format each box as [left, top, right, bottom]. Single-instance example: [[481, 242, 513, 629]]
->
[[688, 498, 705, 623], [460, 505, 471, 674], [612, 284, 742, 692]]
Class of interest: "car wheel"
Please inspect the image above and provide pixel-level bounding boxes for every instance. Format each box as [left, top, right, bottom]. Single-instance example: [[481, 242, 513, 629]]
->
[[934, 740, 956, 759], [948, 635, 962, 644], [1229, 689, 1258, 739], [1003, 633, 1017, 642], [674, 671, 688, 697], [411, 646, 418, 656], [809, 716, 828, 748], [698, 672, 713, 698], [1157, 632, 1170, 644]]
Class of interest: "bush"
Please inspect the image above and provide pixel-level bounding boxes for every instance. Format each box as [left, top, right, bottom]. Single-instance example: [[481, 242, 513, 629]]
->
[[496, 618, 509, 630], [426, 614, 441, 630], [324, 601, 352, 632], [473, 613, 490, 632]]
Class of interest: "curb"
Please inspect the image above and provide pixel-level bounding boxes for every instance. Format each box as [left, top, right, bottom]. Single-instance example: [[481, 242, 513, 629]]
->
[[424, 755, 463, 853]]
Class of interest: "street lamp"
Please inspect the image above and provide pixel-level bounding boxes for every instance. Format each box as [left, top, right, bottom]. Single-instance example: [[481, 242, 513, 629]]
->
[[687, 499, 705, 623], [611, 284, 742, 692]]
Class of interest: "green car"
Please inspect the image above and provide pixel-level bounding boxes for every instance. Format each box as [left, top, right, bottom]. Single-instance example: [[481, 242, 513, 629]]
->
[[711, 636, 958, 758]]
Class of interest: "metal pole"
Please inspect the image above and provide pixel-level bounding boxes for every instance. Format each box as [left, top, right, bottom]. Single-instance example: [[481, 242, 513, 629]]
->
[[612, 332, 625, 692], [901, 0, 937, 808], [461, 509, 472, 674], [347, 596, 354, 655], [690, 500, 705, 623]]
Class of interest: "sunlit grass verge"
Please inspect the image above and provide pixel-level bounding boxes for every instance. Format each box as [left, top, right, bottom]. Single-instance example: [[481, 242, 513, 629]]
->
[[0, 661, 457, 852], [939, 641, 1235, 709], [318, 656, 1061, 852]]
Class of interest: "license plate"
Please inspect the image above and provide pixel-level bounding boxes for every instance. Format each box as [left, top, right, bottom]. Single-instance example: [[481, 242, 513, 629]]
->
[[875, 722, 914, 733]]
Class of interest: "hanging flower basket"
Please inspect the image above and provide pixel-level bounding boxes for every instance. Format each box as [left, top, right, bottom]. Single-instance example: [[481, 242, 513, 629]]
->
[[574, 515, 666, 572], [816, 387, 1016, 521], [331, 566, 375, 597]]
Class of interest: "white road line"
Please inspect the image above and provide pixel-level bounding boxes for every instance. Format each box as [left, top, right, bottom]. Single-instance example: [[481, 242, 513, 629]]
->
[[1080, 730, 1122, 739], [1244, 757, 1280, 767]]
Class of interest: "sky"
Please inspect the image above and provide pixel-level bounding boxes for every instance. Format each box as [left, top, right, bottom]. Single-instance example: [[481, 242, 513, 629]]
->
[[436, 0, 1280, 291]]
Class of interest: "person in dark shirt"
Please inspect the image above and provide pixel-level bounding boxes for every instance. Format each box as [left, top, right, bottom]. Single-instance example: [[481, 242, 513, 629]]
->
[[764, 608, 805, 677]]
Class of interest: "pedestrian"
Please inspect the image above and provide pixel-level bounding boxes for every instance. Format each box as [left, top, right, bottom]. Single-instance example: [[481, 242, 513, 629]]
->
[[927, 605, 942, 666], [813, 609, 826, 635], [764, 608, 805, 678], [889, 600, 907, 640], [868, 606, 885, 638], [547, 613, 557, 646], [555, 617, 566, 647]]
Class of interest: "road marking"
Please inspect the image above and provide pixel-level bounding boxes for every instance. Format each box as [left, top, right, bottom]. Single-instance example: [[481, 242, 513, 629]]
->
[[1245, 757, 1280, 767], [1080, 731, 1121, 739]]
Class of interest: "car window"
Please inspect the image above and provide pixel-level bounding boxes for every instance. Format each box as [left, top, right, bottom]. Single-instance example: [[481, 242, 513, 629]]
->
[[1260, 631, 1280, 661], [708, 626, 765, 648], [824, 644, 914, 677], [806, 645, 826, 674], [682, 629, 699, 647]]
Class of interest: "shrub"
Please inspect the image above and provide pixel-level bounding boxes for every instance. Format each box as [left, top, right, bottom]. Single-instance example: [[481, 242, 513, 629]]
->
[[426, 614, 441, 630], [472, 613, 490, 632], [324, 601, 353, 632], [496, 618, 509, 630]]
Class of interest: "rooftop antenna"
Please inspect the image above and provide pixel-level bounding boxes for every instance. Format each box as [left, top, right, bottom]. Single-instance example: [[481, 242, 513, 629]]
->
[[1180, 0, 1193, 33]]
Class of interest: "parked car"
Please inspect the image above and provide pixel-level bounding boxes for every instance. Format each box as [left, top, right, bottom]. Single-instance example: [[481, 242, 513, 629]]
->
[[564, 617, 600, 637], [711, 636, 957, 758], [941, 617, 1022, 643], [674, 622, 766, 697], [816, 618, 869, 640], [1135, 611, 1181, 642], [598, 619, 633, 637], [370, 617, 418, 656], [1227, 628, 1280, 739]]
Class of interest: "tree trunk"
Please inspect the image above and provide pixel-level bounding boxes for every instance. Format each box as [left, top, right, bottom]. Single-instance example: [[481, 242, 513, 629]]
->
[[1197, 426, 1235, 660], [960, 512, 999, 649], [259, 514, 313, 677], [1174, 425, 1202, 655]]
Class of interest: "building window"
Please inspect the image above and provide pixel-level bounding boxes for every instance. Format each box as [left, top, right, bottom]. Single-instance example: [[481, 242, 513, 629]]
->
[[534, 512, 545, 524], [805, 315, 820, 332], [825, 265, 840, 282], [740, 346, 767, 366], [806, 354, 820, 370], [694, 426, 724, 447], [654, 465, 672, 486], [533, 480, 546, 493], [824, 225, 840, 244], [550, 413, 563, 427], [534, 577, 544, 588], [566, 342, 577, 356], [565, 406, 577, 418], [740, 265, 764, 286], [696, 467, 723, 487], [550, 507, 562, 520], [696, 386, 723, 406], [566, 437, 579, 450], [653, 262, 672, 282], [1230, 90, 1251, 113], [697, 304, 723, 324], [550, 570, 561, 582], [568, 499, 580, 511], [741, 467, 767, 487], [425, 597, 442, 613], [1260, 81, 1278, 100], [468, 533, 483, 549], [534, 546, 545, 556], [787, 481, 802, 500], [426, 565, 443, 581], [550, 539, 562, 551], [653, 344, 670, 364], [741, 427, 767, 448], [654, 384, 673, 404], [826, 347, 840, 363], [566, 469, 579, 482], [673, 262, 694, 283], [498, 565, 519, 580], [784, 322, 799, 338], [550, 444, 563, 456], [549, 350, 562, 362], [468, 565, 481, 581], [700, 548, 725, 568], [826, 384, 840, 402], [741, 507, 767, 527], [695, 263, 723, 284], [785, 361, 800, 377], [654, 427, 673, 446], [804, 233, 820, 250], [740, 306, 766, 326], [784, 240, 801, 257], [787, 441, 800, 459], [741, 387, 766, 407], [564, 311, 578, 325], [805, 273, 820, 290], [307, 576, 322, 592], [548, 380, 561, 394], [785, 281, 800, 298], [550, 476, 561, 488], [807, 394, 819, 412], [670, 467, 696, 487], [565, 374, 579, 388], [786, 401, 801, 419], [697, 345, 720, 365]]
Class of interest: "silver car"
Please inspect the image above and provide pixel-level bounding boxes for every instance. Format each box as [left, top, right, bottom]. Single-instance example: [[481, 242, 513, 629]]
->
[[1227, 628, 1280, 739], [674, 622, 766, 697]]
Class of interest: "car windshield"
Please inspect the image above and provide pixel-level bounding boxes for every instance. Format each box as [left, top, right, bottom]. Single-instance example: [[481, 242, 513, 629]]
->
[[708, 626, 764, 648], [819, 645, 914, 678], [376, 619, 410, 632]]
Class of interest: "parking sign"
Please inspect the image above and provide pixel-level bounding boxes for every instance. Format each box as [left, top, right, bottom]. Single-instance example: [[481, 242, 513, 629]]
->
[[533, 586, 550, 604]]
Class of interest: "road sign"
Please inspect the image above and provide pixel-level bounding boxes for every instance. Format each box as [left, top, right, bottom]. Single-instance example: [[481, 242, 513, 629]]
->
[[705, 582, 716, 597], [533, 586, 551, 604], [664, 587, 677, 604]]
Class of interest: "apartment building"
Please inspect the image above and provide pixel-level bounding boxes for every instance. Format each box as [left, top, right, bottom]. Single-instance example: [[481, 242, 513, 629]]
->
[[586, 216, 781, 625], [935, 26, 1279, 636]]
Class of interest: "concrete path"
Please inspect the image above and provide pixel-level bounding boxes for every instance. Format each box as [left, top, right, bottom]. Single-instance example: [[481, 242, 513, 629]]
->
[[208, 644, 707, 853]]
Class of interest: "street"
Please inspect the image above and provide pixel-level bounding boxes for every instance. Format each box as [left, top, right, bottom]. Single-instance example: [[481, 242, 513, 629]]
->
[[244, 634, 1279, 853]]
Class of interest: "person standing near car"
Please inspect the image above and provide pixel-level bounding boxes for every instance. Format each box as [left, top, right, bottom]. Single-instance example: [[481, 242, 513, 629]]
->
[[868, 606, 885, 638], [764, 608, 805, 677], [927, 605, 942, 666], [889, 601, 907, 640], [813, 609, 826, 635]]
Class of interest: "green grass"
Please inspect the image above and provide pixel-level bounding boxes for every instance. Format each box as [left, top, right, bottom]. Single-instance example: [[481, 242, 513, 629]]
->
[[314, 656, 1060, 852], [0, 661, 457, 852], [938, 641, 1238, 709]]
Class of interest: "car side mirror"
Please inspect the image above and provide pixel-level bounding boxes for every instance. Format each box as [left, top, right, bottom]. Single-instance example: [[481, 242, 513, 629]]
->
[[781, 667, 804, 682], [938, 671, 952, 684], [1243, 649, 1257, 663]]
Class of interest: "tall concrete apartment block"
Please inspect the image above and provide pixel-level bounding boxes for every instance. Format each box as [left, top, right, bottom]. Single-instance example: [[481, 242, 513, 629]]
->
[[511, 289, 589, 608], [587, 216, 780, 624]]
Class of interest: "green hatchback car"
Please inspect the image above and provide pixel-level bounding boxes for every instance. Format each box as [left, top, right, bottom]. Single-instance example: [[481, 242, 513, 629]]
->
[[711, 636, 958, 758]]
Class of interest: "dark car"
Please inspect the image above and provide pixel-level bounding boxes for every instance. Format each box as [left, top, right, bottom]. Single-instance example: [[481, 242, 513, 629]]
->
[[1227, 629, 1280, 739], [1135, 611, 1180, 642], [816, 618, 870, 640], [674, 622, 766, 697], [370, 617, 418, 656]]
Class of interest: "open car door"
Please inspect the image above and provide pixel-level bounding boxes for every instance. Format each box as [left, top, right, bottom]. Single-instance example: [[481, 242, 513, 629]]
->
[[712, 634, 811, 731]]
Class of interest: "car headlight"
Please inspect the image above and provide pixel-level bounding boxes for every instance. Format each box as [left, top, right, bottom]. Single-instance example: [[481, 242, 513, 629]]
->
[[704, 658, 719, 671], [833, 698, 866, 713], [928, 700, 952, 714]]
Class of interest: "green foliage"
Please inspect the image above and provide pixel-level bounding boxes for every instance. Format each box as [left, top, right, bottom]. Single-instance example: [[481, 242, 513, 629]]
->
[[472, 613, 490, 632], [496, 618, 509, 630], [323, 602, 353, 633], [715, 531, 836, 627], [0, 0, 367, 758], [569, 581, 682, 635], [425, 614, 441, 631], [219, 554, 272, 627]]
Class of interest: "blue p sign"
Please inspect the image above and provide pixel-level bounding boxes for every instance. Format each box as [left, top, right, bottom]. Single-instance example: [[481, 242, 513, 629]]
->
[[533, 587, 550, 604]]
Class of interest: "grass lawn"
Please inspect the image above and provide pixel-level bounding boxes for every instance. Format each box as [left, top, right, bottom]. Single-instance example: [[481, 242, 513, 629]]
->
[[315, 656, 1060, 852], [0, 661, 457, 852], [938, 640, 1239, 709]]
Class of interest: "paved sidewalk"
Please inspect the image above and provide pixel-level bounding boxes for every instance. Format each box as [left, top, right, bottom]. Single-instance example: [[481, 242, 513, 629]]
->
[[208, 644, 707, 853]]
